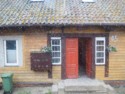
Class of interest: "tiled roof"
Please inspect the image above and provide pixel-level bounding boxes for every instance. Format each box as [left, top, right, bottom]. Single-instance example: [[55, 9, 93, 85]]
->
[[0, 0, 125, 27]]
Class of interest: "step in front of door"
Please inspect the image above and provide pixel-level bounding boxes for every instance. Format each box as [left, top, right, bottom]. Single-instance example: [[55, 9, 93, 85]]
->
[[66, 91, 107, 94]]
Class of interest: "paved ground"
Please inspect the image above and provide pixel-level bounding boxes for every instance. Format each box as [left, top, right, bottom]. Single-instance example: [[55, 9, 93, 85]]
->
[[0, 86, 125, 94], [0, 87, 52, 94], [114, 86, 125, 94], [0, 77, 125, 94]]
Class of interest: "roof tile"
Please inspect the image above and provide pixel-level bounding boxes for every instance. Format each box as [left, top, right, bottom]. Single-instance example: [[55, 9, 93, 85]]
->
[[0, 0, 125, 27]]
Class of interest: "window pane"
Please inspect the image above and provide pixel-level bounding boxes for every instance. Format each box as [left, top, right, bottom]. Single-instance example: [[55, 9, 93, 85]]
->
[[6, 40, 17, 63], [52, 52, 60, 57], [51, 38, 61, 64], [97, 46, 104, 51], [52, 58, 60, 63], [52, 40, 60, 45], [95, 37, 105, 65], [7, 50, 16, 63], [97, 58, 104, 63], [97, 52, 104, 57], [97, 41, 104, 45], [52, 46, 60, 51], [6, 40, 16, 50]]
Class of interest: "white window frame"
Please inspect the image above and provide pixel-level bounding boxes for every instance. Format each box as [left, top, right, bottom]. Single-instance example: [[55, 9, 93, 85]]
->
[[51, 37, 61, 65], [4, 40, 19, 66], [95, 37, 106, 65]]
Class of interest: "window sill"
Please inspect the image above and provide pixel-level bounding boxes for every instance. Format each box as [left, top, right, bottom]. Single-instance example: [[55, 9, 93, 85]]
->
[[95, 64, 105, 66], [5, 64, 19, 67], [30, 0, 44, 2], [52, 63, 61, 66]]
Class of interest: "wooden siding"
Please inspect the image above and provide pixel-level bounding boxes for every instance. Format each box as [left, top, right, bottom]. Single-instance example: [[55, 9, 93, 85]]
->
[[96, 29, 125, 80], [64, 26, 105, 33], [64, 27, 125, 80], [0, 28, 62, 83], [1, 26, 125, 82]]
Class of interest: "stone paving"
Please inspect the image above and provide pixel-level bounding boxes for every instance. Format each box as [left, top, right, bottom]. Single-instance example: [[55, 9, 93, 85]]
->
[[0, 86, 51, 94], [0, 77, 118, 94], [115, 86, 125, 94], [52, 77, 116, 94]]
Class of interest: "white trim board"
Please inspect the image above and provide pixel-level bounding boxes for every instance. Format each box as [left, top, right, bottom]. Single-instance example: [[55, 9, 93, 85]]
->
[[82, 0, 95, 2], [30, 0, 44, 2]]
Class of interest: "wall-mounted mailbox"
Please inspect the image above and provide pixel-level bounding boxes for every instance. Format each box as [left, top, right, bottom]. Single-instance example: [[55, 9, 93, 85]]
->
[[31, 52, 52, 71]]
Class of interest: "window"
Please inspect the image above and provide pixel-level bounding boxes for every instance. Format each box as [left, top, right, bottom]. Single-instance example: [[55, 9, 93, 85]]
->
[[4, 40, 18, 66], [82, 0, 95, 3], [0, 36, 22, 67], [51, 37, 61, 65], [95, 37, 105, 65]]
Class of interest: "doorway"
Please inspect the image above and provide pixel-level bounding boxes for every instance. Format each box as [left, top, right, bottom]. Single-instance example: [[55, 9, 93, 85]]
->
[[79, 38, 86, 77], [66, 37, 93, 79], [79, 38, 92, 78]]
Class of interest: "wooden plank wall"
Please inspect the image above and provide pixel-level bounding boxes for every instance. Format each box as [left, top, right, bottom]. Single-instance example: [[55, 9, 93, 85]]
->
[[0, 28, 61, 83], [96, 29, 125, 80], [1, 26, 125, 82], [64, 27, 125, 80]]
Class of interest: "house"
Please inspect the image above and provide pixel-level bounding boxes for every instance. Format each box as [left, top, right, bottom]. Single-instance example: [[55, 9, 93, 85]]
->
[[0, 0, 125, 85]]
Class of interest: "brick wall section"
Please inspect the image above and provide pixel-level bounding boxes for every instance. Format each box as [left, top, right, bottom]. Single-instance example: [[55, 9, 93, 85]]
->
[[105, 80, 125, 87], [13, 82, 52, 88]]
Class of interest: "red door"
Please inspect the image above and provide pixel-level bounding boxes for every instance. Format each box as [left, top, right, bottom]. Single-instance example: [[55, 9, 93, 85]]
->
[[66, 38, 78, 78], [85, 39, 92, 77]]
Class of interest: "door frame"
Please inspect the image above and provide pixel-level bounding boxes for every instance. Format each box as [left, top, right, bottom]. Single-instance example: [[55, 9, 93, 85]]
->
[[48, 33, 109, 79]]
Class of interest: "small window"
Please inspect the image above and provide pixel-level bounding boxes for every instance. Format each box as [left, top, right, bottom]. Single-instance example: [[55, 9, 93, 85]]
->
[[95, 37, 105, 65], [82, 0, 95, 3], [4, 40, 18, 66], [51, 37, 61, 65]]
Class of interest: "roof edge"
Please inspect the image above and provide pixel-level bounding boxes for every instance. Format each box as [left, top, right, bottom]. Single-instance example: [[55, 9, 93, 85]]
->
[[1, 23, 125, 28]]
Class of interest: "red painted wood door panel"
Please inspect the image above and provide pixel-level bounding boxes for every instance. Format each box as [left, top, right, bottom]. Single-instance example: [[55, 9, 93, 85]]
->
[[86, 39, 92, 77], [66, 38, 78, 78]]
